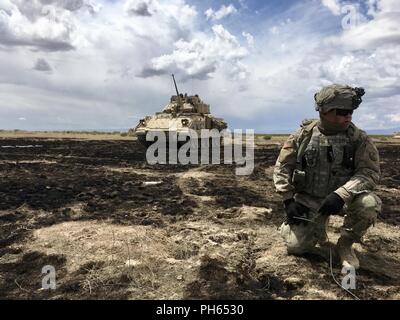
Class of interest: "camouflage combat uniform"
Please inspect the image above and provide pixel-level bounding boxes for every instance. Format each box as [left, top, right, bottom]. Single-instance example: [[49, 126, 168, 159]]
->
[[273, 117, 382, 255]]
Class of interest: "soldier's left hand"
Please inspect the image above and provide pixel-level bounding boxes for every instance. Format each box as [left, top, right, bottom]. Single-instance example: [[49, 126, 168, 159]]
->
[[319, 192, 345, 215]]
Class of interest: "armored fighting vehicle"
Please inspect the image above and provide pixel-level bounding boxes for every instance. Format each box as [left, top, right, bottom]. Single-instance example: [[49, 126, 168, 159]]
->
[[134, 75, 227, 145]]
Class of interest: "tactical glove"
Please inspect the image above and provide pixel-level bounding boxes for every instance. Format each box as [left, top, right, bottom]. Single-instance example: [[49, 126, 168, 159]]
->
[[319, 192, 345, 216], [283, 198, 310, 225]]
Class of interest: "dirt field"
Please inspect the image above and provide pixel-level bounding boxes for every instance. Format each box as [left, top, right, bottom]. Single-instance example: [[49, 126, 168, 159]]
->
[[0, 134, 399, 300]]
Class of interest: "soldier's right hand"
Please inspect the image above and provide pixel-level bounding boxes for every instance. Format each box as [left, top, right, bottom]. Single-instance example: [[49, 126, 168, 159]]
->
[[318, 192, 345, 216], [283, 198, 310, 225]]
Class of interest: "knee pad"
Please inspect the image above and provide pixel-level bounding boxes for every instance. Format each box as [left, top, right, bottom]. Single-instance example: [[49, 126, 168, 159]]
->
[[343, 193, 381, 241], [351, 193, 382, 219]]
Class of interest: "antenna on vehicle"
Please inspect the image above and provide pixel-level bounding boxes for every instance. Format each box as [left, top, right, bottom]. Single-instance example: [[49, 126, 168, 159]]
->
[[172, 74, 182, 111], [172, 74, 180, 96]]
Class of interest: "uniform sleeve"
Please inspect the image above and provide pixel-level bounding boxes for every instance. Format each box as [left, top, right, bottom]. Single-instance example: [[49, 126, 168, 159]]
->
[[335, 135, 380, 203], [273, 131, 300, 201]]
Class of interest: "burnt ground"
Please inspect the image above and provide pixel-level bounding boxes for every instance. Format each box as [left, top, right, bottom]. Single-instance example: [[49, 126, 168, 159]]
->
[[0, 138, 399, 300]]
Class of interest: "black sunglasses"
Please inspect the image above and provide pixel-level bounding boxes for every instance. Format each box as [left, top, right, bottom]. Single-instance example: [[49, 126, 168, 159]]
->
[[335, 109, 353, 116]]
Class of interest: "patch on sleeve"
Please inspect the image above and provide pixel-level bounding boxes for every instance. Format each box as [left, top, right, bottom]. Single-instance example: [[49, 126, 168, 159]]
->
[[369, 151, 378, 161]]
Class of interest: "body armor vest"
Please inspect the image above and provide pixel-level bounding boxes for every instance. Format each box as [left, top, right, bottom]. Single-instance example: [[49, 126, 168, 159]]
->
[[292, 125, 355, 198]]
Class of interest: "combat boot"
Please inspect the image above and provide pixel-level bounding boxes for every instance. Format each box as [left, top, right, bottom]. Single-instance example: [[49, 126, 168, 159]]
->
[[336, 236, 360, 270]]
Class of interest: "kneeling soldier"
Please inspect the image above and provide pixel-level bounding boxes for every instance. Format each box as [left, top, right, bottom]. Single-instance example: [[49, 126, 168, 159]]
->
[[273, 84, 382, 270]]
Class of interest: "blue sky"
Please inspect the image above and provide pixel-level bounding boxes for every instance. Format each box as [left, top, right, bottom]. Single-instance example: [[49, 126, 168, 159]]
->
[[0, 0, 399, 132]]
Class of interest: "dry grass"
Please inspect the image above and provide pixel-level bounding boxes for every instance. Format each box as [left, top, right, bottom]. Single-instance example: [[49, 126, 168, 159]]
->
[[0, 130, 134, 140], [22, 220, 195, 299]]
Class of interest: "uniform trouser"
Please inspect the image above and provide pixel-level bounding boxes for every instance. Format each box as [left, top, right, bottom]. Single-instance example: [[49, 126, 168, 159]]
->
[[279, 192, 382, 255]]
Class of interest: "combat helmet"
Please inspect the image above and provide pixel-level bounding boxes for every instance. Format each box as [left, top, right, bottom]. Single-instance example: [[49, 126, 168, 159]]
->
[[314, 84, 365, 113]]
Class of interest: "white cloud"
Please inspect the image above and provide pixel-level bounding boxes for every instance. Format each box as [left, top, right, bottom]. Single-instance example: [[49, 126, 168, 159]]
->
[[124, 0, 153, 16], [327, 12, 400, 50], [139, 24, 249, 80], [152, 0, 197, 30], [385, 113, 400, 123], [0, 0, 14, 15], [0, 0, 202, 130], [121, 0, 197, 42], [205, 4, 237, 21], [0, 0, 93, 51], [242, 31, 254, 48], [203, 0, 400, 129], [321, 0, 342, 16], [315, 0, 400, 112], [372, 0, 400, 14], [0, 0, 399, 132], [321, 0, 368, 28]]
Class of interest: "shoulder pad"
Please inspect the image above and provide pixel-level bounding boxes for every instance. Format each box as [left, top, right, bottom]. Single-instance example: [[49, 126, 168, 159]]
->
[[300, 118, 319, 131]]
